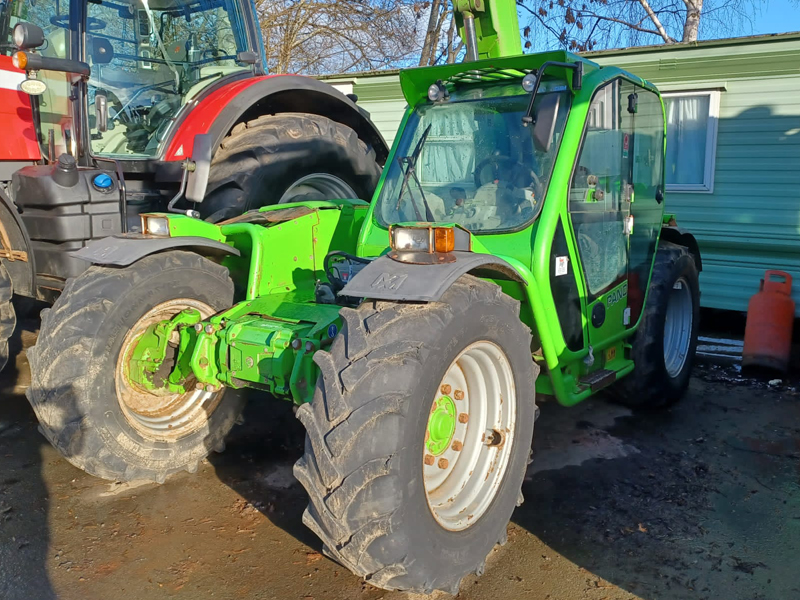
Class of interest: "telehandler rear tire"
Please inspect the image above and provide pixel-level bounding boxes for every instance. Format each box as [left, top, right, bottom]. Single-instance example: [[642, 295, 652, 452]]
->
[[26, 251, 244, 483], [614, 242, 700, 408], [201, 113, 382, 222], [0, 262, 15, 372], [294, 276, 538, 594]]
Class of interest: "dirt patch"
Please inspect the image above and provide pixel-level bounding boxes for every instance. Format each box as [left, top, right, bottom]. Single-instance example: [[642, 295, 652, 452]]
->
[[1, 325, 798, 600]]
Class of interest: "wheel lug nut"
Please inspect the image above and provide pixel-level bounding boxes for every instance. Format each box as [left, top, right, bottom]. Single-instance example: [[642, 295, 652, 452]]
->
[[451, 440, 463, 451], [458, 413, 469, 424], [454, 390, 464, 400], [424, 454, 435, 466], [438, 458, 449, 469], [194, 323, 203, 332], [291, 338, 302, 350], [195, 382, 204, 390], [441, 384, 452, 395], [204, 324, 214, 334]]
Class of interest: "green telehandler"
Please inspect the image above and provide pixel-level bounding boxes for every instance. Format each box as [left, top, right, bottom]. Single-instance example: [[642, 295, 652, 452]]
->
[[26, 0, 701, 593]]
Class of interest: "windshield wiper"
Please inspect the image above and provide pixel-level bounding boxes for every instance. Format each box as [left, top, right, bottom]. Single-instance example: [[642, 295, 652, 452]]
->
[[396, 124, 434, 222]]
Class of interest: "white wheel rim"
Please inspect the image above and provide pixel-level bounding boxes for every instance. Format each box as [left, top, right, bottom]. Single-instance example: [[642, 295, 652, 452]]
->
[[664, 276, 693, 378], [116, 299, 224, 442], [423, 341, 517, 531]]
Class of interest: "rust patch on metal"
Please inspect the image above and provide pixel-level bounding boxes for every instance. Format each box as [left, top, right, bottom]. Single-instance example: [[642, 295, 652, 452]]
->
[[0, 218, 27, 262]]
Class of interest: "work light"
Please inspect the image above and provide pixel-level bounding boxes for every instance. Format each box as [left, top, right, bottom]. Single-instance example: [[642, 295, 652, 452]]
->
[[141, 215, 170, 237], [13, 23, 45, 51]]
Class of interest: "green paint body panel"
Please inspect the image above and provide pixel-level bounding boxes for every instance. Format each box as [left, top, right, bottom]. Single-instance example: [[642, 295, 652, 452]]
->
[[124, 47, 691, 408], [126, 201, 366, 405], [323, 32, 800, 316]]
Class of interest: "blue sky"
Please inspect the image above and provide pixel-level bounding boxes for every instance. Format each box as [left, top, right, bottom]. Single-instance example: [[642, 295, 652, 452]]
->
[[751, 0, 800, 35]]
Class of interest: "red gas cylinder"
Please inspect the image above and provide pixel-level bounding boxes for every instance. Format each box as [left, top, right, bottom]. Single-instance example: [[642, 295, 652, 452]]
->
[[742, 270, 795, 372]]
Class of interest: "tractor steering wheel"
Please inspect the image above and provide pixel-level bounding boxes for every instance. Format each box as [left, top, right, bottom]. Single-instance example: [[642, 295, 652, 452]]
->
[[473, 155, 527, 188], [51, 15, 107, 32]]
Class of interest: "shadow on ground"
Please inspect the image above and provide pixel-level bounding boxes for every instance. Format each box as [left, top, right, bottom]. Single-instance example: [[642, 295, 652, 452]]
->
[[0, 320, 56, 600], [206, 393, 319, 551], [512, 366, 800, 600]]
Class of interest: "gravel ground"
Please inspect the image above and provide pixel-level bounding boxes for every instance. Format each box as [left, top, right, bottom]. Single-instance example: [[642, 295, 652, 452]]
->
[[1, 320, 798, 600]]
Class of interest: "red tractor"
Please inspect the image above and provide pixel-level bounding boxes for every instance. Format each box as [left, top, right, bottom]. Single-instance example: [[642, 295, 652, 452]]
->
[[0, 0, 387, 368]]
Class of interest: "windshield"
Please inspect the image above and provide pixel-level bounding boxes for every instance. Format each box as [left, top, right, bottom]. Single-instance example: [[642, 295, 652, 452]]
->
[[85, 0, 252, 157], [375, 86, 570, 233]]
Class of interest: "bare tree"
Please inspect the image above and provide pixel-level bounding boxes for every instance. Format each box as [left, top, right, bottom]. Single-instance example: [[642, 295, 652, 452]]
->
[[520, 0, 761, 52], [255, 0, 421, 74], [417, 0, 464, 65]]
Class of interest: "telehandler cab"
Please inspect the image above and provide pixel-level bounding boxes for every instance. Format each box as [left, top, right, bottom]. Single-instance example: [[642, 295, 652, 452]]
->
[[26, 0, 701, 593]]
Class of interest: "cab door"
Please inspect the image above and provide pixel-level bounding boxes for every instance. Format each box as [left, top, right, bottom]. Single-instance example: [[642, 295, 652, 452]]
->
[[621, 81, 666, 327], [565, 78, 664, 368]]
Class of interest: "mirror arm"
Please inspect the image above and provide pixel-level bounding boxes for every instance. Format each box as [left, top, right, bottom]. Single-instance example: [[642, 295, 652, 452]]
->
[[522, 61, 583, 126], [167, 164, 193, 216], [167, 134, 213, 218]]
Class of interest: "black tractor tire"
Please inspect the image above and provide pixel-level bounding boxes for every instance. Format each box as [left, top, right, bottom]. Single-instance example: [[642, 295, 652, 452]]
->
[[26, 251, 245, 483], [614, 242, 700, 408], [200, 113, 382, 222], [294, 276, 538, 594], [0, 262, 16, 372]]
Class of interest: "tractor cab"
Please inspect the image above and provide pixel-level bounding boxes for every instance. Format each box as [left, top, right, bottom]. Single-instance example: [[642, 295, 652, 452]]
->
[[0, 0, 264, 160]]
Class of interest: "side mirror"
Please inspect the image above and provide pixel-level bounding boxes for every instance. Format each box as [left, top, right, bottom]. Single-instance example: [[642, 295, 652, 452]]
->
[[13, 22, 45, 50], [237, 51, 258, 65], [532, 93, 561, 153], [185, 134, 213, 204], [96, 94, 108, 132]]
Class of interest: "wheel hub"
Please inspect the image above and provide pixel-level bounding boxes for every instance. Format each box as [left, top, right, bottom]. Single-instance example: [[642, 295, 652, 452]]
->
[[116, 299, 224, 442], [422, 341, 517, 532], [278, 173, 357, 204], [426, 395, 456, 456]]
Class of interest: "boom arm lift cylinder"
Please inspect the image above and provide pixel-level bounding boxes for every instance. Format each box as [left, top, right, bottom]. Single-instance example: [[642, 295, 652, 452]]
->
[[454, 0, 523, 60]]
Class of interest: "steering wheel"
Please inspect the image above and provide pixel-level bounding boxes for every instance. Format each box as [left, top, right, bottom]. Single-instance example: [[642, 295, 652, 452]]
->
[[473, 155, 527, 188], [51, 15, 107, 31]]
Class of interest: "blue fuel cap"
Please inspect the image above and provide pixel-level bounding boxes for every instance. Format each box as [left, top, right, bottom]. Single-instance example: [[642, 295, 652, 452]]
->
[[93, 173, 114, 191]]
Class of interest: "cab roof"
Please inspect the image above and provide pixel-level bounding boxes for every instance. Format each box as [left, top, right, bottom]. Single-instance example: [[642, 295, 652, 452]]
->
[[398, 50, 600, 107]]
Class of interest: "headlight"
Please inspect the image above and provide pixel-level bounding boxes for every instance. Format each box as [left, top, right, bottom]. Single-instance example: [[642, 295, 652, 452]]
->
[[12, 26, 25, 49], [13, 23, 45, 51], [427, 80, 449, 102], [141, 215, 170, 237], [390, 226, 462, 254], [392, 227, 431, 252], [522, 72, 537, 93]]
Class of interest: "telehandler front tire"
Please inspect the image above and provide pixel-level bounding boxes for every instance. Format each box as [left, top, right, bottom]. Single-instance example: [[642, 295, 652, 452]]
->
[[294, 276, 538, 594], [26, 251, 244, 483], [615, 242, 700, 408]]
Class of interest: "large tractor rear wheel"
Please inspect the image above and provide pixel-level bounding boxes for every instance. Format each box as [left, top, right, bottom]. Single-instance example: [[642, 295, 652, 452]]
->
[[614, 242, 700, 408], [201, 113, 382, 222], [26, 251, 244, 483], [294, 276, 538, 594], [0, 262, 15, 371]]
